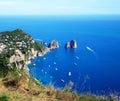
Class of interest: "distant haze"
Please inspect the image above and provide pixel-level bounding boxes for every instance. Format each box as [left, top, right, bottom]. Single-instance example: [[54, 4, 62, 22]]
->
[[0, 0, 120, 15]]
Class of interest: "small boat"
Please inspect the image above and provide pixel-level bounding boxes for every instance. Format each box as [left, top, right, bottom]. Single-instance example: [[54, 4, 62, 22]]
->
[[61, 79, 65, 82], [43, 57, 46, 60], [53, 62, 56, 65], [68, 72, 71, 76], [55, 68, 58, 71], [86, 46, 96, 54], [48, 65, 51, 67], [74, 63, 77, 66], [45, 72, 47, 74], [33, 64, 36, 66], [75, 56, 79, 59]]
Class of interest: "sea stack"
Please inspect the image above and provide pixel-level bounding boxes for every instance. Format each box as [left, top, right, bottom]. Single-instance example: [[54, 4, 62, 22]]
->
[[65, 40, 77, 48], [48, 40, 59, 49], [65, 42, 71, 48], [70, 40, 77, 48]]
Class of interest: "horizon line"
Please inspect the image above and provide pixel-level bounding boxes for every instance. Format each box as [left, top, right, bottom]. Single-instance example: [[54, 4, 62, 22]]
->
[[0, 14, 120, 16]]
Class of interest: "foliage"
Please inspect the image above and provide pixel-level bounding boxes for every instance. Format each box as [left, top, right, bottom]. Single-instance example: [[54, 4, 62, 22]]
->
[[0, 29, 46, 54], [0, 29, 46, 77], [0, 50, 17, 77], [0, 94, 9, 101], [0, 52, 10, 77], [34, 42, 46, 52]]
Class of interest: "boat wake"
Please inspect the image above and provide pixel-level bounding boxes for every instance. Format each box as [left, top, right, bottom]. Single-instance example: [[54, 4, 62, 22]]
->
[[86, 46, 98, 60], [86, 46, 96, 54]]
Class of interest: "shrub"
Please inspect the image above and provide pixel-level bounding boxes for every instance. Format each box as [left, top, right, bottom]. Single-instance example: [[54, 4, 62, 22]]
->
[[0, 94, 9, 101]]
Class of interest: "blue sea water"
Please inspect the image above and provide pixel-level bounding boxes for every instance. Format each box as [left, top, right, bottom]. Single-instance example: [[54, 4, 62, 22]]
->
[[0, 15, 120, 94]]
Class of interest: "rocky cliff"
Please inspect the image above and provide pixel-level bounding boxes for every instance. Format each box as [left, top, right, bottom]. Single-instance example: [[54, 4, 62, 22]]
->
[[0, 29, 49, 76], [48, 40, 59, 49]]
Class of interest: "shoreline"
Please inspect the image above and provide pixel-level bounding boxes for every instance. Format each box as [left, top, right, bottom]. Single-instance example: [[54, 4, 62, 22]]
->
[[26, 47, 50, 65]]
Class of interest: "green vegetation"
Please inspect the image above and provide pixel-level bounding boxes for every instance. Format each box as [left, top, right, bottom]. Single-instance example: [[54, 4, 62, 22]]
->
[[0, 29, 46, 77], [0, 94, 9, 101], [34, 41, 46, 52], [0, 29, 45, 54], [0, 52, 10, 77]]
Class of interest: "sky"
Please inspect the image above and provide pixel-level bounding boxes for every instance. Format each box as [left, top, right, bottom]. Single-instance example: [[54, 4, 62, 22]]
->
[[0, 0, 120, 15]]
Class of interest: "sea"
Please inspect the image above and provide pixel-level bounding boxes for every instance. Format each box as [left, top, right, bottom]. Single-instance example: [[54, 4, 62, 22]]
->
[[0, 15, 120, 95]]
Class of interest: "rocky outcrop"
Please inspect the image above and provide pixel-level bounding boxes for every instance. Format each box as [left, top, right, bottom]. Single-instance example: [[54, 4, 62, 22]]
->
[[0, 29, 51, 72], [48, 40, 59, 49], [65, 40, 77, 48], [65, 42, 71, 48], [9, 49, 27, 70], [9, 50, 24, 63], [38, 48, 50, 56], [70, 40, 77, 48]]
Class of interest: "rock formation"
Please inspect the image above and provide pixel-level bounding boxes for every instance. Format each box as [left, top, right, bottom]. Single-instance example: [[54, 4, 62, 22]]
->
[[48, 40, 59, 49], [65, 42, 71, 48], [70, 40, 77, 48], [65, 40, 77, 48]]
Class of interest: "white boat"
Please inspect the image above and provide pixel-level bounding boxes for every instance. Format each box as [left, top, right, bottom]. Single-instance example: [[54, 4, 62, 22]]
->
[[43, 57, 46, 60], [61, 79, 65, 82], [74, 63, 77, 66], [45, 72, 47, 74], [75, 56, 79, 59], [68, 72, 71, 76], [53, 62, 56, 65], [48, 65, 51, 67], [33, 64, 36, 66], [55, 68, 58, 71]]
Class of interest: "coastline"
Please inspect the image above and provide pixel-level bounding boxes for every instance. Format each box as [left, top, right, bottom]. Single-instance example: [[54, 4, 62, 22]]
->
[[26, 47, 50, 65], [0, 29, 118, 100]]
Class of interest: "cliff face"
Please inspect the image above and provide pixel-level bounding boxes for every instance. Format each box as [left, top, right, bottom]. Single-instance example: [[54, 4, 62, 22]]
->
[[0, 29, 48, 76]]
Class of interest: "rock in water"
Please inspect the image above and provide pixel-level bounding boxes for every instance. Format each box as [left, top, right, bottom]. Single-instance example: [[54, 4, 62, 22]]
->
[[65, 40, 77, 48], [70, 40, 77, 48], [65, 42, 71, 48], [48, 40, 59, 49]]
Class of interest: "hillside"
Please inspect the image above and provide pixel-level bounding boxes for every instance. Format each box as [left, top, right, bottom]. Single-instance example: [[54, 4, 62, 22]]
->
[[0, 29, 113, 101]]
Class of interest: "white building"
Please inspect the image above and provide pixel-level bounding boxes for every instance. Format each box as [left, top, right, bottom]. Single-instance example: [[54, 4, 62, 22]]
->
[[0, 43, 7, 53]]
